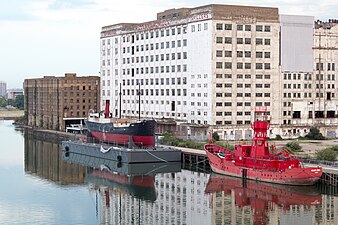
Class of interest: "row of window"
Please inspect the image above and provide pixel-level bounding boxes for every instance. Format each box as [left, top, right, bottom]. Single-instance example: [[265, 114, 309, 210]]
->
[[216, 121, 252, 125], [216, 111, 251, 116], [216, 102, 271, 107], [121, 77, 187, 86], [283, 92, 335, 98], [122, 52, 188, 64], [215, 74, 271, 79], [215, 93, 271, 97], [216, 83, 271, 88], [283, 73, 336, 80], [191, 23, 208, 32], [216, 37, 271, 45], [216, 24, 271, 32], [120, 64, 188, 76], [216, 50, 271, 58], [119, 39, 188, 55], [316, 63, 336, 71], [216, 62, 271, 70]]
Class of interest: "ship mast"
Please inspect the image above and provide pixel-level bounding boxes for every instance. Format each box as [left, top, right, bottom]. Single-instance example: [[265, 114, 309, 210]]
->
[[119, 83, 122, 119], [138, 82, 141, 120]]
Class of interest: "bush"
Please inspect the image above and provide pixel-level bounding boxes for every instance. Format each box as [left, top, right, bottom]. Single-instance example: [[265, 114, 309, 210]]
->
[[316, 148, 337, 161], [275, 134, 282, 140], [285, 141, 302, 152], [305, 127, 325, 140], [212, 132, 220, 141]]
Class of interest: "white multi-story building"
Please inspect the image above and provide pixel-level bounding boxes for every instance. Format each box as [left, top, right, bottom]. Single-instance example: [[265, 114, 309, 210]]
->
[[100, 4, 338, 139], [100, 4, 281, 140]]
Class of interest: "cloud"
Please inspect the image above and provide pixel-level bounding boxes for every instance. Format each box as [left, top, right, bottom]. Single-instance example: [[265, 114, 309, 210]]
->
[[47, 0, 96, 10], [0, 1, 37, 21]]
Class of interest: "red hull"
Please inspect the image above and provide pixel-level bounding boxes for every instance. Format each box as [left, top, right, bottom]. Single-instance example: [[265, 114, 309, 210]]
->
[[206, 148, 322, 185], [90, 131, 154, 147]]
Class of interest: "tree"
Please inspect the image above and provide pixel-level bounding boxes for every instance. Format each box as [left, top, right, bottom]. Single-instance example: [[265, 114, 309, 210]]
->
[[316, 148, 337, 161], [305, 127, 325, 140], [212, 132, 220, 141], [14, 95, 24, 109]]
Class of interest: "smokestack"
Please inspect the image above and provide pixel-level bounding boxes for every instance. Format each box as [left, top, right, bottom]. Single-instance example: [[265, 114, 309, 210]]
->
[[105, 100, 110, 118]]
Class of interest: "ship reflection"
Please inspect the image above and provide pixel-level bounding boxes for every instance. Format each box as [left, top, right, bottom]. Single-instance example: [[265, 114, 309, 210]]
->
[[205, 173, 322, 225], [62, 151, 181, 202]]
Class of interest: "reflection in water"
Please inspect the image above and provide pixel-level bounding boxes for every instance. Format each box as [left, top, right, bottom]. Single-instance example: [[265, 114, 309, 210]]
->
[[24, 130, 86, 185], [22, 126, 338, 225], [62, 151, 212, 224], [205, 173, 325, 225]]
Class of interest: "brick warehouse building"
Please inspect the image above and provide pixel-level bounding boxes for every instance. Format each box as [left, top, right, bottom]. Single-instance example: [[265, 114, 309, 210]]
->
[[24, 73, 100, 131]]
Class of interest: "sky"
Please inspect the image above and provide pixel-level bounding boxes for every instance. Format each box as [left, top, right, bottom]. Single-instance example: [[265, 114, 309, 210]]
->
[[0, 0, 337, 88]]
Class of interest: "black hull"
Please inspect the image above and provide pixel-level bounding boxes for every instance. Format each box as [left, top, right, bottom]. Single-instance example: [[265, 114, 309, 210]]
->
[[85, 119, 156, 136]]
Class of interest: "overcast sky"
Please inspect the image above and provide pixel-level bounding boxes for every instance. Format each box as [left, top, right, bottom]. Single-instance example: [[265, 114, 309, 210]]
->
[[0, 0, 337, 88]]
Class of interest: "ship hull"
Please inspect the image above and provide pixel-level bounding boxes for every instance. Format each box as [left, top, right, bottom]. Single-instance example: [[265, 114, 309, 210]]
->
[[85, 119, 156, 147], [206, 150, 322, 186]]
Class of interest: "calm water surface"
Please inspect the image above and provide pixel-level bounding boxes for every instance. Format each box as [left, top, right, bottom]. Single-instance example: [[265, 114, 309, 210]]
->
[[0, 120, 338, 225]]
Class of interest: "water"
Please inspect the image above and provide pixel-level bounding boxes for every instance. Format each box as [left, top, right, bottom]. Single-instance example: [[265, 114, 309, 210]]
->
[[0, 120, 338, 225]]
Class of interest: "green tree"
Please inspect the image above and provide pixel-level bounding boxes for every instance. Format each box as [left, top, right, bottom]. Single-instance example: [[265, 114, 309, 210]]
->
[[212, 132, 220, 141], [14, 95, 24, 109], [316, 148, 337, 161], [305, 127, 325, 140]]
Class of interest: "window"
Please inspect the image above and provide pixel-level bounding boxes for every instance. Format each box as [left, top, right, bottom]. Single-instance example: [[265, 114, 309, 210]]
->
[[237, 24, 243, 31], [245, 25, 251, 31], [264, 25, 271, 32], [237, 63, 243, 69], [225, 24, 232, 30], [245, 38, 251, 44], [216, 62, 223, 69], [264, 39, 271, 45], [237, 51, 243, 57], [224, 37, 232, 44], [256, 52, 263, 58], [264, 63, 270, 70], [216, 37, 223, 43], [245, 51, 251, 58], [264, 52, 270, 58], [224, 62, 232, 69], [237, 38, 243, 44], [245, 63, 251, 69], [216, 23, 223, 30], [225, 51, 232, 57], [256, 25, 263, 31], [256, 63, 263, 69], [216, 51, 222, 57], [256, 38, 263, 45]]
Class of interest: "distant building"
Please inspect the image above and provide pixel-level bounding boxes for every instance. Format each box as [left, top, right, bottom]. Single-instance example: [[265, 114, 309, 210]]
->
[[0, 81, 7, 98], [7, 88, 24, 100], [24, 73, 100, 131]]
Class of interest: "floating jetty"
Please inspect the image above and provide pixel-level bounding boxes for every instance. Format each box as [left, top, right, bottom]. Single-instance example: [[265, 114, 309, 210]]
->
[[62, 140, 181, 164]]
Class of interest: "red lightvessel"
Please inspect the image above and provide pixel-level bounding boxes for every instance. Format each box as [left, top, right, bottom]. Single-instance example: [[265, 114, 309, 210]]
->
[[205, 106, 322, 185]]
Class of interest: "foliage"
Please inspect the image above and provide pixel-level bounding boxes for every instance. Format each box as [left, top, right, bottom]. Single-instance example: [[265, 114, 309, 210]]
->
[[275, 134, 283, 140], [0, 95, 24, 109], [14, 115, 27, 125], [159, 131, 205, 149], [285, 141, 302, 152], [316, 148, 337, 161], [215, 141, 234, 151], [212, 132, 220, 141], [304, 127, 325, 140]]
